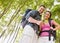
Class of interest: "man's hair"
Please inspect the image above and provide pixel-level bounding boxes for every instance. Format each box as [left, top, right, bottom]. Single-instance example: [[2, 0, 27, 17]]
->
[[39, 5, 46, 8]]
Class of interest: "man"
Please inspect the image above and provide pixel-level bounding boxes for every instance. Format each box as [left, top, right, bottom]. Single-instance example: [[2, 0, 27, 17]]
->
[[20, 5, 45, 43]]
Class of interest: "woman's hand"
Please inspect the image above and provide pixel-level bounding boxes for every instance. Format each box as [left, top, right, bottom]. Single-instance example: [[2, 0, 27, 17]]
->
[[52, 20, 60, 30]]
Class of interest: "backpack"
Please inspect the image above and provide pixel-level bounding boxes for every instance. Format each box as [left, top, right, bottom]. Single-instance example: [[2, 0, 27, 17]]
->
[[21, 9, 32, 28], [49, 19, 56, 41], [39, 19, 56, 41]]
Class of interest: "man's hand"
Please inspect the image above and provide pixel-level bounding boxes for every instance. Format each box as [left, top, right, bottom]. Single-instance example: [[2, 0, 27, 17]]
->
[[36, 21, 41, 25], [36, 21, 44, 26], [28, 17, 45, 26]]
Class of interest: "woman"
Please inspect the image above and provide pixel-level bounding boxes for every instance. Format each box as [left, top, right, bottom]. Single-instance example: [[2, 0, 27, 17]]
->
[[38, 11, 60, 43]]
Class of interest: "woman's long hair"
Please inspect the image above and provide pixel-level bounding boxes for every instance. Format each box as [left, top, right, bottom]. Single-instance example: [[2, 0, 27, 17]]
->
[[45, 11, 52, 20]]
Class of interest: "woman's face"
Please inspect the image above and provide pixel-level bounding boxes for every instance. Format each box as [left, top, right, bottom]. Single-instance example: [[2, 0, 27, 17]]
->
[[45, 12, 50, 20]]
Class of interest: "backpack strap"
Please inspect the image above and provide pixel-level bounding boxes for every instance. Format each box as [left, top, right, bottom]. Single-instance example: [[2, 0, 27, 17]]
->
[[21, 9, 32, 28], [48, 19, 52, 41], [48, 19, 56, 41]]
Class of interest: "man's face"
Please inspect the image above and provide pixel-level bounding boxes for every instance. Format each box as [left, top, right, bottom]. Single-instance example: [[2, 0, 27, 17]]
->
[[39, 6, 45, 14]]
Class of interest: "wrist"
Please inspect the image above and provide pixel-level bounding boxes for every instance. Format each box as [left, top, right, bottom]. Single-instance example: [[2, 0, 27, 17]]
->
[[36, 21, 41, 25]]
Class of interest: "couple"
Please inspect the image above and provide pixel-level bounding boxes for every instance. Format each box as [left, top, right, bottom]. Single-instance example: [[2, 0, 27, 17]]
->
[[20, 5, 60, 43]]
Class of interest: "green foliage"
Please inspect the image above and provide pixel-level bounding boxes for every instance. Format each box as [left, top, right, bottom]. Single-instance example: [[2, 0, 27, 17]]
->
[[41, 0, 54, 8], [57, 0, 60, 2], [0, 0, 60, 43]]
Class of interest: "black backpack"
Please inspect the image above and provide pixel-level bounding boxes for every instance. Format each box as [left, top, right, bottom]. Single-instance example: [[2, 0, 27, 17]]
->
[[21, 9, 32, 28], [49, 19, 56, 41], [39, 19, 56, 41]]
